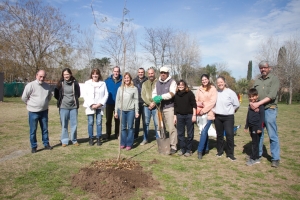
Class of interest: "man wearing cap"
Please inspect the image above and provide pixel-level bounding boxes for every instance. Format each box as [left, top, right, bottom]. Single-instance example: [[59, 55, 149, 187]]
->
[[250, 61, 280, 168], [152, 66, 178, 154]]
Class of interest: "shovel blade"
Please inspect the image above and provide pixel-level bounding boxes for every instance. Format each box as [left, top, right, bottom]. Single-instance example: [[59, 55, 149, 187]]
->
[[156, 137, 170, 155]]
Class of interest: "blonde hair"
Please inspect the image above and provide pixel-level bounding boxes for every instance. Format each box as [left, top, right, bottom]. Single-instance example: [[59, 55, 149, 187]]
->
[[122, 72, 134, 87]]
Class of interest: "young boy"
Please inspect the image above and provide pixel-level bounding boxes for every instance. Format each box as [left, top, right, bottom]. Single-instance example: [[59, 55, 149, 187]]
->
[[244, 88, 265, 166]]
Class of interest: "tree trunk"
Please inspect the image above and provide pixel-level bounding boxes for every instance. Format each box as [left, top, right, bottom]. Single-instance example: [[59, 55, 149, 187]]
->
[[289, 81, 293, 105]]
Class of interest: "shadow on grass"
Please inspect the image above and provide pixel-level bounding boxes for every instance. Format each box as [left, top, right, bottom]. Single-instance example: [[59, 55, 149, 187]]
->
[[242, 142, 272, 162]]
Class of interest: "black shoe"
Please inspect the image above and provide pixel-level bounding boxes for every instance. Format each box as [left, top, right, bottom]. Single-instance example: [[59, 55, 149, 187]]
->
[[31, 148, 37, 153], [114, 134, 119, 139], [198, 152, 203, 160], [271, 160, 280, 168], [216, 153, 223, 157], [106, 134, 111, 140], [97, 138, 102, 146], [89, 138, 93, 146], [227, 156, 236, 161], [169, 148, 177, 155], [44, 145, 53, 150], [204, 150, 209, 155]]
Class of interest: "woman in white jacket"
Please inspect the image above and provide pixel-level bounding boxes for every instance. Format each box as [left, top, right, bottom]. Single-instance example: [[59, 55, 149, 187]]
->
[[83, 69, 108, 146]]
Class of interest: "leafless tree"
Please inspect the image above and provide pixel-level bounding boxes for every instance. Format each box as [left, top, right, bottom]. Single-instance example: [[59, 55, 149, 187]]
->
[[0, 0, 77, 81]]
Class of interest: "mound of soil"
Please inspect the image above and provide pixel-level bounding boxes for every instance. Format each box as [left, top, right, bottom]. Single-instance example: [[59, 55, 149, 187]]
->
[[72, 159, 160, 199]]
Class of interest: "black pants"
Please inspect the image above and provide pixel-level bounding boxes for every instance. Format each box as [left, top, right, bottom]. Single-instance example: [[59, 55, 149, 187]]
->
[[249, 126, 261, 160], [105, 104, 120, 137], [176, 114, 194, 153], [134, 103, 144, 138], [215, 114, 234, 157]]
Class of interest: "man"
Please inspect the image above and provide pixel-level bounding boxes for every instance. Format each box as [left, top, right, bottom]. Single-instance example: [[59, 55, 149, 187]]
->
[[133, 68, 148, 141], [104, 66, 122, 139], [250, 61, 280, 168], [141, 67, 158, 145], [152, 66, 177, 154], [21, 70, 53, 153]]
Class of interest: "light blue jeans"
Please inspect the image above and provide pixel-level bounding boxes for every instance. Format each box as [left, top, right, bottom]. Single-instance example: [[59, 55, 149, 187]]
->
[[143, 106, 159, 141], [259, 108, 280, 160], [28, 110, 49, 148], [118, 109, 135, 147], [87, 109, 103, 139], [60, 108, 78, 145], [197, 120, 212, 153]]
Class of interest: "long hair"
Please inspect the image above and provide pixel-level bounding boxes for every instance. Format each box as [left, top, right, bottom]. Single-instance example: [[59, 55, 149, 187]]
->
[[122, 72, 134, 88], [90, 68, 103, 81], [201, 74, 212, 91], [56, 68, 75, 89], [176, 79, 189, 92]]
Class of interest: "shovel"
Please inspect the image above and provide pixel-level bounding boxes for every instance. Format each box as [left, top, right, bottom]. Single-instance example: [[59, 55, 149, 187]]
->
[[156, 107, 170, 155]]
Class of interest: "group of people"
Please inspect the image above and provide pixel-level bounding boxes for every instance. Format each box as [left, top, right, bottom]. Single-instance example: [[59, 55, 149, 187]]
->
[[21, 60, 280, 168]]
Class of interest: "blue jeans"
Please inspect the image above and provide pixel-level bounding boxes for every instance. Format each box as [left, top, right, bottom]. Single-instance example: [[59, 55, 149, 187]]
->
[[197, 120, 212, 153], [259, 108, 280, 160], [143, 106, 159, 141], [60, 108, 78, 145], [118, 109, 135, 147], [177, 114, 194, 153], [28, 110, 50, 148], [134, 103, 144, 138], [87, 109, 103, 139]]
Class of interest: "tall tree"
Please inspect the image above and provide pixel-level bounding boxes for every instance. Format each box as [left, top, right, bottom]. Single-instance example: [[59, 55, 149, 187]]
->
[[0, 0, 76, 81], [247, 60, 252, 81]]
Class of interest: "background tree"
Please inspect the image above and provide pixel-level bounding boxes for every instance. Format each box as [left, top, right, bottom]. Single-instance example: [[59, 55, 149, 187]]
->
[[247, 60, 252, 81], [0, 0, 77, 81]]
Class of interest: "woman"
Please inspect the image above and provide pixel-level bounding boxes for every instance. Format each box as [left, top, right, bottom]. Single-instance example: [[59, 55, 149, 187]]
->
[[174, 80, 197, 157], [114, 72, 139, 150], [83, 68, 108, 146], [195, 74, 217, 159], [54, 68, 81, 147], [214, 76, 240, 161]]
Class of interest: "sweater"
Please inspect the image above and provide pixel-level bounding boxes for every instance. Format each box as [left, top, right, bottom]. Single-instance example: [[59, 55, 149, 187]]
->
[[115, 86, 139, 113], [174, 90, 197, 115], [104, 75, 122, 105], [54, 80, 80, 109], [83, 79, 108, 109], [141, 79, 157, 106], [245, 104, 265, 131], [195, 85, 217, 120], [214, 88, 240, 115], [21, 80, 52, 112], [133, 76, 148, 104]]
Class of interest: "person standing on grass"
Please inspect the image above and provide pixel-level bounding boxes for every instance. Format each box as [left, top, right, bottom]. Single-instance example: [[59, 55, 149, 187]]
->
[[22, 70, 53, 153], [133, 67, 148, 141], [54, 68, 81, 147], [83, 68, 108, 146], [152, 66, 178, 155], [104, 66, 122, 140], [141, 67, 158, 145], [214, 76, 240, 161], [173, 80, 197, 157], [114, 72, 139, 150], [196, 74, 217, 160], [251, 61, 280, 168], [244, 88, 264, 166]]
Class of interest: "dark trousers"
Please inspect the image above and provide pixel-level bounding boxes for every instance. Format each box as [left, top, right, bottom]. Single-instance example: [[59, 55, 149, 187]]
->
[[176, 114, 194, 153], [105, 104, 120, 137], [215, 114, 234, 157], [134, 103, 144, 138], [250, 126, 261, 160]]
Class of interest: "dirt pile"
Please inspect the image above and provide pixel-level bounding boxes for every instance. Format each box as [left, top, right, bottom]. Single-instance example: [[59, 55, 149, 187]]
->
[[72, 159, 160, 199]]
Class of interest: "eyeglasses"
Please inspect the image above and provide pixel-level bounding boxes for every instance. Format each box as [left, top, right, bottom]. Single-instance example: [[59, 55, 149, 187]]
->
[[160, 72, 168, 74]]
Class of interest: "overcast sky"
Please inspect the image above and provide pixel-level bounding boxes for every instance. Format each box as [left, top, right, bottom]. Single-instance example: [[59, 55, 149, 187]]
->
[[49, 0, 300, 79]]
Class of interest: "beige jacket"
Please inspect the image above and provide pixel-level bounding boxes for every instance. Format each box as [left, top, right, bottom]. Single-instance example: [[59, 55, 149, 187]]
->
[[195, 85, 217, 120]]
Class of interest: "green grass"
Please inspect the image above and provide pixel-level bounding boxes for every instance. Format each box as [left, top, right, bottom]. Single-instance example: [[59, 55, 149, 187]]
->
[[0, 97, 300, 199]]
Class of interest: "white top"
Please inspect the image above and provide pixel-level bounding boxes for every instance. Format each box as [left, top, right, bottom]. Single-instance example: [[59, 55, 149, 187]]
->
[[214, 88, 240, 115]]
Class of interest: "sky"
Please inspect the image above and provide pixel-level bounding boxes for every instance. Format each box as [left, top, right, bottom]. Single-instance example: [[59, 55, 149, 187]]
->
[[49, 0, 300, 79]]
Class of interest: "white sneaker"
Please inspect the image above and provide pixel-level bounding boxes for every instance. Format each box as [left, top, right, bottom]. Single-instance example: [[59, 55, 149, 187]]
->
[[140, 140, 148, 145]]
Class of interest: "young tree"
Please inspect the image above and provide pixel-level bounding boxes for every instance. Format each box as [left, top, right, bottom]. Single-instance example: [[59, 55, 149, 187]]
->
[[247, 60, 252, 81]]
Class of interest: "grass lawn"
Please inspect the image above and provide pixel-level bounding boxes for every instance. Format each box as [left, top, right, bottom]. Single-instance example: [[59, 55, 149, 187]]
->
[[0, 97, 299, 200]]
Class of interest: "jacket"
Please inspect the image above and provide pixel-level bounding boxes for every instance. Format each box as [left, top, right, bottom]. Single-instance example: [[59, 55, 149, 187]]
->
[[141, 79, 157, 106], [104, 75, 123, 105], [133, 76, 148, 104], [54, 80, 81, 109], [195, 85, 217, 120]]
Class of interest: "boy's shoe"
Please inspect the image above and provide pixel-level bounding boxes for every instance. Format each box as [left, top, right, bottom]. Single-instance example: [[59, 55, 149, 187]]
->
[[271, 160, 280, 168], [178, 150, 184, 156], [227, 156, 236, 161], [246, 159, 260, 166], [169, 148, 177, 155], [216, 153, 223, 157], [140, 140, 148, 145], [184, 152, 191, 157]]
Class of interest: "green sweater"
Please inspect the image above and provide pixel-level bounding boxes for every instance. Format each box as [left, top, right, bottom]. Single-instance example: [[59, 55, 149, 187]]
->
[[141, 79, 157, 106], [254, 73, 279, 109], [115, 86, 139, 113]]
